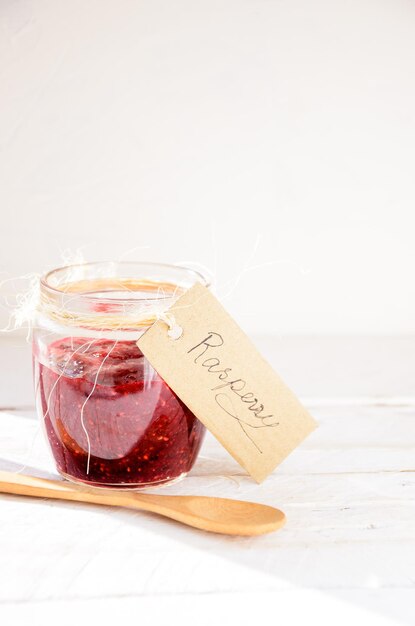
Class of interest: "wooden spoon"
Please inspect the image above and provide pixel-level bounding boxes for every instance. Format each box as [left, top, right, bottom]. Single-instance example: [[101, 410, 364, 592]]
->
[[0, 470, 286, 536]]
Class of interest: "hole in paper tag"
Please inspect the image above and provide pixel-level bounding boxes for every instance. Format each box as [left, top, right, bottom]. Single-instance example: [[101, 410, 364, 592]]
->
[[138, 283, 317, 482]]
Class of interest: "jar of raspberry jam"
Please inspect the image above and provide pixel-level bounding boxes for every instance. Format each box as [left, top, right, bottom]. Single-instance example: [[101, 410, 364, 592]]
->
[[33, 262, 208, 488]]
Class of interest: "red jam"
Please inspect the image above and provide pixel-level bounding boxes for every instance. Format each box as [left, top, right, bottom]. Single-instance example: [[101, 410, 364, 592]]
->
[[36, 337, 205, 487]]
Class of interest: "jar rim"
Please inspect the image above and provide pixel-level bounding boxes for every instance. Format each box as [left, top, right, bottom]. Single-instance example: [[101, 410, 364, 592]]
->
[[38, 261, 211, 331], [40, 261, 210, 303]]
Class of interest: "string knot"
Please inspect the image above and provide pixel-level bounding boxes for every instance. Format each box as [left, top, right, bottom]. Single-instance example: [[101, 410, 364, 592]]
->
[[158, 312, 183, 340]]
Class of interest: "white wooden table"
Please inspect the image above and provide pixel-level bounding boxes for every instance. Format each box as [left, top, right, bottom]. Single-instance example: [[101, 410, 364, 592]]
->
[[1, 335, 414, 626]]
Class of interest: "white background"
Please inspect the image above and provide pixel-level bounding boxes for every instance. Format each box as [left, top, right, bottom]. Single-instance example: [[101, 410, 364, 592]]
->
[[1, 0, 415, 335]]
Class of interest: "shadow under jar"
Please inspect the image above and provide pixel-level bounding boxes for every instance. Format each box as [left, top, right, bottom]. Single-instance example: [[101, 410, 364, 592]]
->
[[33, 262, 208, 489]]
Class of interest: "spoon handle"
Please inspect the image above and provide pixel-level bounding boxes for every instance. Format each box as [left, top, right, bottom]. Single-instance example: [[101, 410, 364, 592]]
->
[[0, 470, 198, 514], [0, 470, 151, 509], [0, 471, 208, 525]]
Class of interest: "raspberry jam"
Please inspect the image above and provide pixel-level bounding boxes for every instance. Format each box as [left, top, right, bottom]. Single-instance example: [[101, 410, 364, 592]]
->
[[36, 337, 205, 487]]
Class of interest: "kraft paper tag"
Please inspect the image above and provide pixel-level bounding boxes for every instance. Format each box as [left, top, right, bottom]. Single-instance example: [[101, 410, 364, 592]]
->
[[137, 283, 317, 482]]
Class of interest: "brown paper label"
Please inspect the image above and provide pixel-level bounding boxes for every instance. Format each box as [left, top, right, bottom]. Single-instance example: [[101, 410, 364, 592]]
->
[[137, 283, 317, 482]]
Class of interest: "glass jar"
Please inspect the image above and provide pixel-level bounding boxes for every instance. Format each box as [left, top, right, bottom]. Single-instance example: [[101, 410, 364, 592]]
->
[[33, 262, 208, 489]]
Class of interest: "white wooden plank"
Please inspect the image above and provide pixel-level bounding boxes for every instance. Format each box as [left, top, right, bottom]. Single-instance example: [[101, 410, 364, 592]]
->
[[0, 404, 414, 604], [0, 590, 413, 626], [2, 403, 415, 477], [0, 503, 414, 596]]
